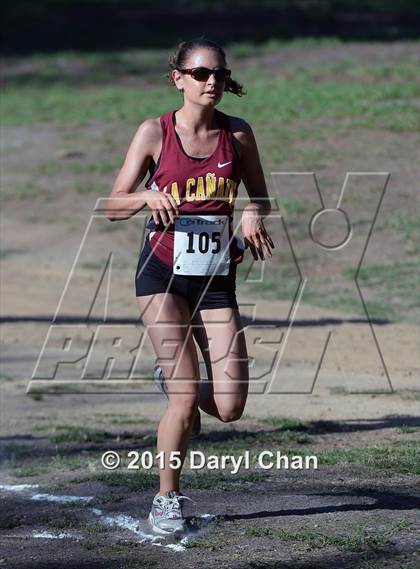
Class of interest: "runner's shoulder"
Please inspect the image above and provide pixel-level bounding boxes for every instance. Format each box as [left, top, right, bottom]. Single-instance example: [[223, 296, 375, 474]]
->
[[136, 117, 162, 141], [134, 117, 162, 156], [225, 114, 253, 143]]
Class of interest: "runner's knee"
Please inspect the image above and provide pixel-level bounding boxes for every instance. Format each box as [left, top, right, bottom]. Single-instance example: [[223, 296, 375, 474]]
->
[[218, 405, 245, 423], [168, 396, 200, 420]]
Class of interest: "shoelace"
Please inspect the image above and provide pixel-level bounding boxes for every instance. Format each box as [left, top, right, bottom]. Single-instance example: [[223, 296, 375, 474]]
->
[[157, 494, 194, 519]]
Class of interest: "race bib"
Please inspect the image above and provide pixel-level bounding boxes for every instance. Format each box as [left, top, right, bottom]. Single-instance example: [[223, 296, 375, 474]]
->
[[173, 215, 230, 276]]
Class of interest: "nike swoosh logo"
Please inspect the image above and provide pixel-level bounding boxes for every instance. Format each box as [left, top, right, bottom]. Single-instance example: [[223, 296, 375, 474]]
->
[[217, 161, 232, 168]]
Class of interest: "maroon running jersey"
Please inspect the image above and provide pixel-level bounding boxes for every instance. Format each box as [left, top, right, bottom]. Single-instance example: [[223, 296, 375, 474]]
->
[[144, 108, 245, 268]]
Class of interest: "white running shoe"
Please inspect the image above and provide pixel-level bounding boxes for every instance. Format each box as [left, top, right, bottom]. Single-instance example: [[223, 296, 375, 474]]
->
[[148, 490, 194, 534], [153, 365, 201, 438], [153, 364, 169, 398]]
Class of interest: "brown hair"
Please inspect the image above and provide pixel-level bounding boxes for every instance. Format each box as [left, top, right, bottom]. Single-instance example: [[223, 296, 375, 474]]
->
[[167, 36, 246, 97]]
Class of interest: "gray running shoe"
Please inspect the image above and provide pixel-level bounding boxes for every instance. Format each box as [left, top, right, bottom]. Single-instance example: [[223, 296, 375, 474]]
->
[[153, 365, 201, 438], [148, 490, 194, 534]]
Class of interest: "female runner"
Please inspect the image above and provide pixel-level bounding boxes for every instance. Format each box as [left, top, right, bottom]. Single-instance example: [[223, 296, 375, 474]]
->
[[106, 36, 274, 535]]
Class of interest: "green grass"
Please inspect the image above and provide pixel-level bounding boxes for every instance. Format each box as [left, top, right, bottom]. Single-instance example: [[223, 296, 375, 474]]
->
[[239, 257, 418, 322], [225, 37, 342, 60], [221, 65, 419, 136], [0, 249, 24, 259], [1, 83, 178, 127], [2, 56, 417, 139], [318, 440, 420, 475], [297, 148, 328, 170], [93, 413, 154, 425], [36, 160, 63, 176], [278, 198, 308, 215], [81, 541, 96, 551], [343, 260, 419, 321], [348, 260, 419, 287], [36, 157, 123, 176], [237, 262, 300, 299], [241, 518, 413, 564], [7, 428, 419, 494], [71, 158, 123, 174], [1, 49, 166, 88], [199, 427, 311, 450], [109, 539, 147, 553], [12, 454, 87, 477], [391, 518, 413, 531], [28, 392, 44, 401], [0, 373, 15, 381], [195, 440, 420, 475], [36, 158, 121, 177], [48, 425, 116, 443], [10, 182, 40, 199], [80, 470, 159, 491], [41, 513, 81, 530], [245, 524, 389, 552], [396, 425, 418, 434], [184, 534, 221, 550], [256, 417, 310, 431], [377, 211, 420, 255], [77, 465, 268, 492]]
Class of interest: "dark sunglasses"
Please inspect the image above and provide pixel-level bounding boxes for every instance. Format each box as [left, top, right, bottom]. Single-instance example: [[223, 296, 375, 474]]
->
[[177, 66, 231, 82]]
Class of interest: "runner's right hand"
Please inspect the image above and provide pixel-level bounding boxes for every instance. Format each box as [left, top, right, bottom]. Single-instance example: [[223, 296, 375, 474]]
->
[[142, 190, 179, 226]]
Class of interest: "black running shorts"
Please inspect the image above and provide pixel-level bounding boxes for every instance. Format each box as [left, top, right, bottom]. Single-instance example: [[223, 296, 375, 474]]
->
[[135, 235, 238, 312]]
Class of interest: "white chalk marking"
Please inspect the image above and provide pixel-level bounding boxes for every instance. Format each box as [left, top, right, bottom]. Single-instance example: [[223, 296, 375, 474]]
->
[[200, 513, 216, 520], [1, 485, 217, 553], [99, 512, 164, 544], [32, 530, 81, 540], [31, 493, 93, 503], [152, 537, 190, 552], [89, 509, 192, 552], [0, 484, 40, 492]]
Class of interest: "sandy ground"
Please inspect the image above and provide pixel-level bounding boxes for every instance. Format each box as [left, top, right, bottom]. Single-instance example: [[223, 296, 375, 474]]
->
[[1, 300, 419, 429]]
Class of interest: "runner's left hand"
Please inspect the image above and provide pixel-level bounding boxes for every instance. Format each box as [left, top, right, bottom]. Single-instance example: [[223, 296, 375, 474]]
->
[[241, 208, 275, 260]]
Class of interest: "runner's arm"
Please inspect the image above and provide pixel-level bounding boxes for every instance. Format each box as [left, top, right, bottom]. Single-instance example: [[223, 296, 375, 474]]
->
[[234, 119, 272, 217], [105, 119, 160, 221], [232, 118, 274, 260]]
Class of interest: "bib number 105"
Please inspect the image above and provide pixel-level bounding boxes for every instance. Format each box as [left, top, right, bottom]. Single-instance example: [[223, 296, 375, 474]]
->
[[186, 231, 221, 254], [173, 215, 230, 276]]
